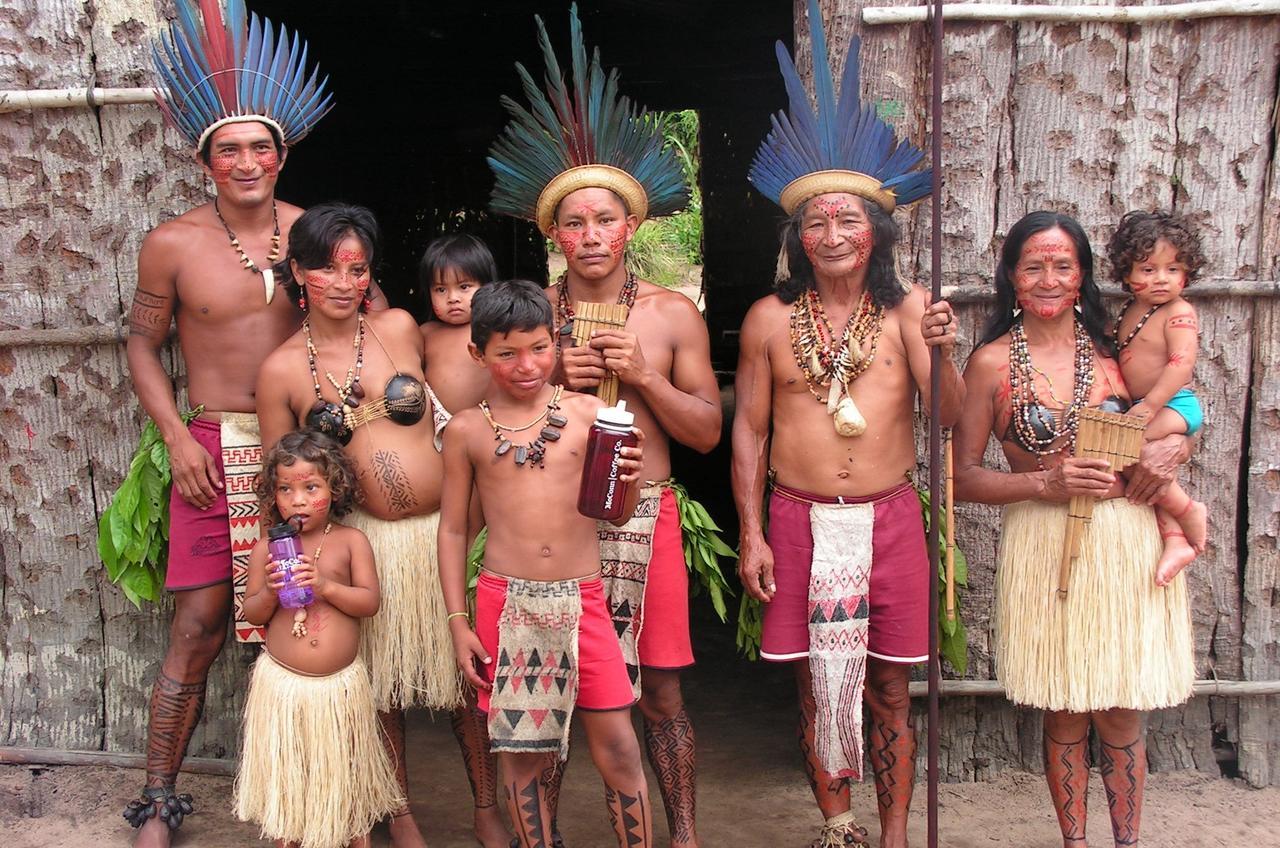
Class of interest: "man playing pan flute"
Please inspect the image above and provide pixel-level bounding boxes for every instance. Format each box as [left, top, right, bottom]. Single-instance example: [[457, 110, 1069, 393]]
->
[[485, 6, 722, 845], [952, 211, 1195, 847], [732, 3, 962, 844]]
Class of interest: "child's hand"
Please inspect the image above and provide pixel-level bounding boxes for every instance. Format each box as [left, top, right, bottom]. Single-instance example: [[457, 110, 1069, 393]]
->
[[286, 555, 328, 597], [1128, 401, 1155, 424], [617, 426, 646, 484], [452, 626, 492, 691], [266, 554, 321, 594]]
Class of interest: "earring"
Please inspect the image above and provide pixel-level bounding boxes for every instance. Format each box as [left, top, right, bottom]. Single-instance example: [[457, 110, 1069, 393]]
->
[[1073, 294, 1082, 314], [299, 294, 307, 310], [362, 295, 372, 311]]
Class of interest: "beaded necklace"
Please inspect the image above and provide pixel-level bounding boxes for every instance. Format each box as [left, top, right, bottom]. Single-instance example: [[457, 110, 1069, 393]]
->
[[788, 288, 884, 403], [291, 522, 331, 639], [214, 199, 281, 278], [1008, 316, 1095, 465], [1112, 299, 1162, 351], [480, 385, 567, 468], [555, 270, 638, 349], [303, 315, 366, 406]]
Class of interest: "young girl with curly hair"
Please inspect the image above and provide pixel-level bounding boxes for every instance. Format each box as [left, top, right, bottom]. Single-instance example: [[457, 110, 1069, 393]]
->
[[235, 429, 402, 848]]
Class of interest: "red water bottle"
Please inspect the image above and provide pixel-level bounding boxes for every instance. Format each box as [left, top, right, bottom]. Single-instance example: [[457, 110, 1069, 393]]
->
[[577, 401, 638, 521]]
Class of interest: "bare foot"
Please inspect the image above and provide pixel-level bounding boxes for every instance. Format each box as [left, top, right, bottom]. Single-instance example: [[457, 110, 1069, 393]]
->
[[389, 810, 430, 848], [1175, 499, 1208, 553], [1156, 533, 1197, 587], [133, 815, 171, 848], [474, 804, 512, 848]]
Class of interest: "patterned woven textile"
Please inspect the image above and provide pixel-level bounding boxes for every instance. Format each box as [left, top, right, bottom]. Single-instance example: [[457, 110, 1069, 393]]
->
[[221, 413, 264, 643], [597, 485, 662, 698], [488, 575, 584, 760], [808, 502, 874, 780]]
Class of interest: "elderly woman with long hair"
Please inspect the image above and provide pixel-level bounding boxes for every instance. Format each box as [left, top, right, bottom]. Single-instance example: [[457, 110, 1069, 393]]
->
[[952, 211, 1195, 847]]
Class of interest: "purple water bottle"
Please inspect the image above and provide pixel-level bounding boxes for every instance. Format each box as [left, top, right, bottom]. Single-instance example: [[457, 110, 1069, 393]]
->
[[267, 521, 314, 608]]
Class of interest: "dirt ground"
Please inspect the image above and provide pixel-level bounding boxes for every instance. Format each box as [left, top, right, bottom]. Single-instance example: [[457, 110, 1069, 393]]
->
[[3, 658, 1278, 848]]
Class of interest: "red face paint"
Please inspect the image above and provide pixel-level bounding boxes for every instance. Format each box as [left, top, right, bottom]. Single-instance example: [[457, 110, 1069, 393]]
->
[[332, 248, 366, 264], [1013, 228, 1081, 320], [478, 327, 557, 398], [800, 193, 873, 271], [209, 150, 237, 184], [275, 461, 333, 531], [254, 148, 279, 176], [607, 228, 628, 259], [556, 231, 583, 257]]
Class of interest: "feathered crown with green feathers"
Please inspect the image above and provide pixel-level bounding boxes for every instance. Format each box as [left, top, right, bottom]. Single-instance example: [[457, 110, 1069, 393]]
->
[[487, 4, 688, 236], [151, 0, 333, 152], [750, 0, 931, 215]]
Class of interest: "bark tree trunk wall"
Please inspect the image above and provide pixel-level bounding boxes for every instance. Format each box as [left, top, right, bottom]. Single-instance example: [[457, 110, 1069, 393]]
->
[[0, 0, 1276, 785]]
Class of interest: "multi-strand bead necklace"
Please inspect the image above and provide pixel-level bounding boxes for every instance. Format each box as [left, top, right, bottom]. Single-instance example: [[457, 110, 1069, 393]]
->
[[1008, 316, 1095, 465], [788, 288, 884, 403]]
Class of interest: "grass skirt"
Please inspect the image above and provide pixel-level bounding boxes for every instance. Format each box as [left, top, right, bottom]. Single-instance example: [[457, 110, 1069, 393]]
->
[[347, 508, 464, 711], [233, 653, 403, 848], [996, 498, 1194, 712]]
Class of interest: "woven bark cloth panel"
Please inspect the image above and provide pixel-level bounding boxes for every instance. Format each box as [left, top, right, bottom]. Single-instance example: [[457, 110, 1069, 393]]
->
[[488, 575, 583, 760], [808, 501, 874, 780], [221, 413, 264, 644], [597, 485, 663, 699]]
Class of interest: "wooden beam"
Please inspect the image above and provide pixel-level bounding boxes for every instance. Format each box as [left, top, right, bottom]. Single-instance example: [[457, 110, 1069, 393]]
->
[[0, 746, 236, 776], [906, 678, 1280, 698], [0, 87, 159, 113], [864, 0, 1280, 25], [940, 278, 1280, 304]]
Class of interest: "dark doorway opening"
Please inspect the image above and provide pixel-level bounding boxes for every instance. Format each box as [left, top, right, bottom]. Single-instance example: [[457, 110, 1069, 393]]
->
[[257, 0, 789, 369]]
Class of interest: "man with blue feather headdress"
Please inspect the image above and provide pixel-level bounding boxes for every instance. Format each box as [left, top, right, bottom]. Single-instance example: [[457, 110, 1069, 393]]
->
[[731, 3, 964, 846], [117, 1, 343, 843]]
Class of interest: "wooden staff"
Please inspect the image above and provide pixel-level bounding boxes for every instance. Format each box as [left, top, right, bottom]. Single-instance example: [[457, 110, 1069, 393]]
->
[[944, 429, 957, 621], [570, 301, 630, 406], [1057, 408, 1146, 596]]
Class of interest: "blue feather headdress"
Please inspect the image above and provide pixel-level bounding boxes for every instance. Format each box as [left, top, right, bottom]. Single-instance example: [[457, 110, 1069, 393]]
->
[[151, 0, 333, 152], [488, 4, 687, 235], [749, 0, 931, 215]]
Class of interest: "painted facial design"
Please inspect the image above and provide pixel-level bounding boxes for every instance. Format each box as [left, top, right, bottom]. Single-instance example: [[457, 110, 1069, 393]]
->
[[275, 461, 333, 530], [1013, 228, 1082, 320], [556, 231, 583, 257], [480, 327, 557, 395], [209, 150, 237, 184], [800, 194, 873, 271], [302, 237, 371, 308], [1125, 239, 1188, 305], [254, 148, 279, 176], [553, 188, 631, 273]]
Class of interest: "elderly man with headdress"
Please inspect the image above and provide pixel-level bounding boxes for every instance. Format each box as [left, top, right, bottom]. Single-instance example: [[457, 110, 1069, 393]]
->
[[731, 3, 963, 845], [117, 1, 347, 843], [952, 211, 1194, 846], [486, 6, 723, 846]]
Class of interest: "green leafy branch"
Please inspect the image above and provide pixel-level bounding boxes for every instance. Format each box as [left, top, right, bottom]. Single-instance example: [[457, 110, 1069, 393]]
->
[[670, 482, 735, 624], [97, 408, 202, 608], [918, 487, 969, 676]]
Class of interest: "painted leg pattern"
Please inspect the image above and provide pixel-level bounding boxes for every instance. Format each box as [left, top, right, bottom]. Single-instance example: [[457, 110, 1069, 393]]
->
[[642, 709, 697, 845], [869, 713, 916, 837], [1044, 725, 1090, 845], [797, 671, 850, 817], [144, 672, 206, 787], [452, 703, 501, 807], [1099, 736, 1145, 846], [605, 783, 652, 848], [507, 777, 553, 848]]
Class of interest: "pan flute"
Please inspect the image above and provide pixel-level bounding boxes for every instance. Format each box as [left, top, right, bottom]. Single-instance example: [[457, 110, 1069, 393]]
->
[[570, 301, 630, 407], [1057, 407, 1146, 597]]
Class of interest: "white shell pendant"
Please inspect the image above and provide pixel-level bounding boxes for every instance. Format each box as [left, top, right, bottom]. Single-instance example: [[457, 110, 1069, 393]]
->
[[833, 395, 867, 437]]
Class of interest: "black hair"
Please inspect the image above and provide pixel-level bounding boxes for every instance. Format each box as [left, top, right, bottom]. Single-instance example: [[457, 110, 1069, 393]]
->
[[1106, 210, 1207, 290], [274, 202, 380, 309], [976, 211, 1112, 354], [197, 119, 285, 165], [256, 429, 360, 526], [469, 279, 554, 350], [418, 233, 498, 303], [776, 196, 906, 310]]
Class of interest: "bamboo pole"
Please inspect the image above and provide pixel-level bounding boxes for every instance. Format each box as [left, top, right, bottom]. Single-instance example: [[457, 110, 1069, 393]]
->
[[0, 87, 159, 113], [864, 0, 1280, 25], [944, 431, 956, 621]]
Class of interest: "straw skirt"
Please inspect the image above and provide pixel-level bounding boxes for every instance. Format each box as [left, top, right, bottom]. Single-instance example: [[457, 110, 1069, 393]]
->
[[995, 498, 1194, 712], [347, 508, 464, 711], [233, 653, 403, 848]]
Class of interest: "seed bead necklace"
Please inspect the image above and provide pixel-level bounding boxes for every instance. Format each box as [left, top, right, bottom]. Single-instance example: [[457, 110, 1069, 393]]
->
[[556, 270, 638, 348], [1113, 298, 1163, 351], [303, 314, 366, 406], [1008, 316, 1095, 466], [214, 198, 281, 277], [291, 522, 331, 639], [480, 385, 567, 468], [789, 288, 884, 403]]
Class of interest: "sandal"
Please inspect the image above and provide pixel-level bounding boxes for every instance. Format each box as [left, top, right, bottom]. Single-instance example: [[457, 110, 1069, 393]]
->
[[122, 786, 194, 830], [808, 810, 869, 847]]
